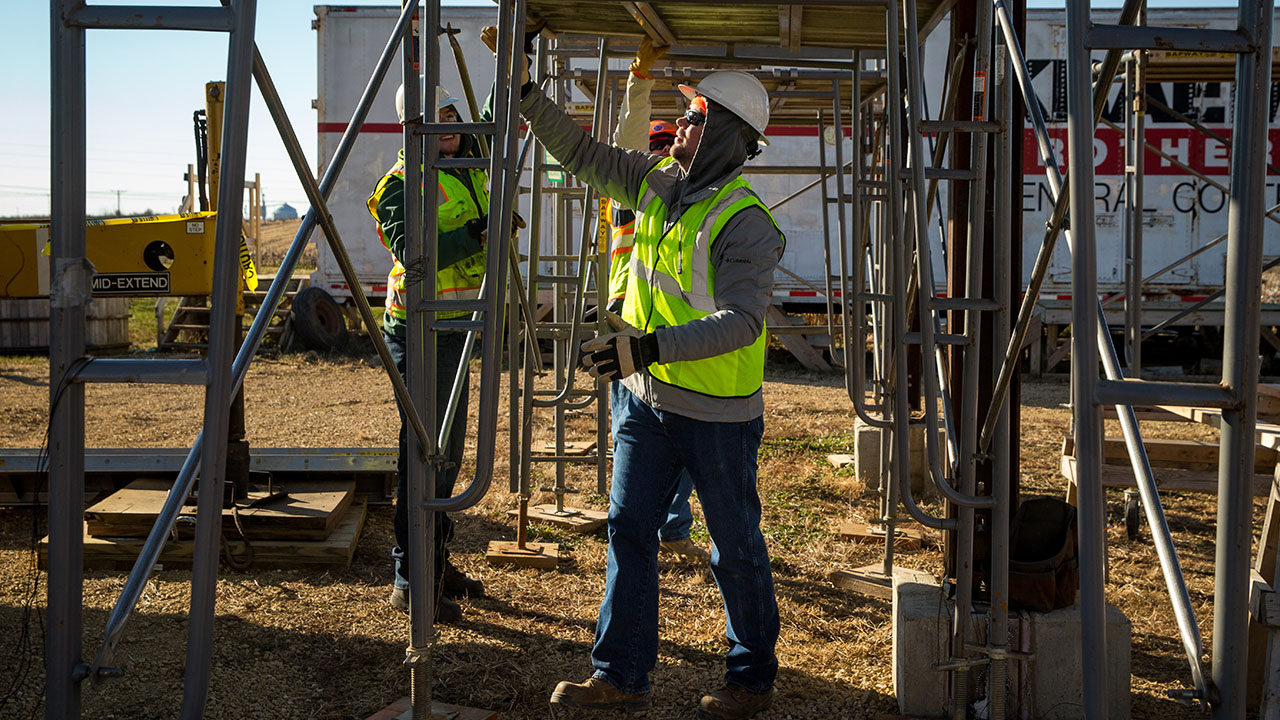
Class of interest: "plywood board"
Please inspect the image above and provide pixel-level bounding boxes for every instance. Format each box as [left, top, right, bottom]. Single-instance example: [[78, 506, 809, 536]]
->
[[508, 503, 608, 532], [43, 499, 367, 571], [1063, 435, 1278, 473], [85, 478, 355, 540], [827, 454, 854, 469], [538, 441, 596, 456]]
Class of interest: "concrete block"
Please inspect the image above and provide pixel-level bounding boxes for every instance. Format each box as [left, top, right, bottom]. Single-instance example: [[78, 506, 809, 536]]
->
[[893, 568, 1132, 719], [853, 418, 941, 495], [892, 567, 949, 717], [1028, 603, 1131, 719]]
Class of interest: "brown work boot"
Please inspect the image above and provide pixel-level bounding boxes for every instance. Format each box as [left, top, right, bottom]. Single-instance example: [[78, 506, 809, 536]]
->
[[549, 676, 650, 713], [441, 560, 485, 599], [388, 587, 462, 623], [696, 684, 775, 719], [659, 538, 710, 563]]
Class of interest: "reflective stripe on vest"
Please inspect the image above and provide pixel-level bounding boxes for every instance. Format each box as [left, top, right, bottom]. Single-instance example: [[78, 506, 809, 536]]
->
[[367, 155, 489, 321], [621, 157, 782, 398], [608, 202, 637, 302]]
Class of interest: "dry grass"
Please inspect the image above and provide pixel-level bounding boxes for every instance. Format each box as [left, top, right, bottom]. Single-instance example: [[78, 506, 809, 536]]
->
[[0, 355, 1258, 719]]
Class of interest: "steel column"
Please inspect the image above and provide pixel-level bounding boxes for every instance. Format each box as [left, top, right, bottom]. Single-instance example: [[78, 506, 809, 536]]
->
[[1211, 0, 1274, 714], [47, 2, 88, 717], [1066, 0, 1107, 715], [180, 1, 257, 717]]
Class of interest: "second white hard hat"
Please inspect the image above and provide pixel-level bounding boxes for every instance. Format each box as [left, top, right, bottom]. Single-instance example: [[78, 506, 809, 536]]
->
[[678, 71, 770, 147], [395, 84, 463, 123]]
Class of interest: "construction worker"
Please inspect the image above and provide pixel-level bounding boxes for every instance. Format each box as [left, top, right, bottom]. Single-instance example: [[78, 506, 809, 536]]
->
[[369, 84, 487, 623], [484, 26, 783, 716], [609, 38, 709, 565]]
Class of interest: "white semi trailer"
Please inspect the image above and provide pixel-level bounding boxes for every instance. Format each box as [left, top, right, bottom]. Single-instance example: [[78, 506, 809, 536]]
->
[[310, 6, 1280, 364]]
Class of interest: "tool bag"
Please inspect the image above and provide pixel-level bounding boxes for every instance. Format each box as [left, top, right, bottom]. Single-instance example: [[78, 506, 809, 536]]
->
[[1007, 497, 1079, 612]]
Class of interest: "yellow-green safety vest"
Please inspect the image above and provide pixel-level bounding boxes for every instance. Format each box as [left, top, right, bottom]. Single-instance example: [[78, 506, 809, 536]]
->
[[622, 157, 783, 398], [367, 157, 489, 321]]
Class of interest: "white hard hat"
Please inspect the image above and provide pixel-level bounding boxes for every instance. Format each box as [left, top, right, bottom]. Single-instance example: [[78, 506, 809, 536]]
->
[[395, 84, 463, 123], [678, 71, 770, 147]]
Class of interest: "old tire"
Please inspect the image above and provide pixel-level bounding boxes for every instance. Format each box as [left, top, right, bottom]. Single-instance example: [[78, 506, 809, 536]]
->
[[291, 287, 349, 351]]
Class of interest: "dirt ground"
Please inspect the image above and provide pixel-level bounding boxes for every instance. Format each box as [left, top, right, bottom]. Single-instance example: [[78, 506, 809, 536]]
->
[[0, 344, 1260, 719]]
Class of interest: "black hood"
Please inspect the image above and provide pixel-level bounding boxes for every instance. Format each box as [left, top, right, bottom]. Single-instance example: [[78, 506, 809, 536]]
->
[[670, 100, 754, 219]]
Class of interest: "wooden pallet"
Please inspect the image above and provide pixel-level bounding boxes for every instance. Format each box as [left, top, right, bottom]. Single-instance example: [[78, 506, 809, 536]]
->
[[84, 479, 356, 540], [42, 498, 367, 571]]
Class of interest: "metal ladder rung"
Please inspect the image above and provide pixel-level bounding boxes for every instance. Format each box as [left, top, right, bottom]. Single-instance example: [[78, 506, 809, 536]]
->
[[66, 5, 233, 31], [412, 121, 496, 136], [1094, 379, 1237, 409], [431, 157, 489, 170], [931, 297, 1003, 311], [904, 332, 971, 346], [535, 274, 583, 283], [418, 299, 487, 313], [74, 359, 208, 386], [924, 167, 979, 181], [919, 120, 1002, 134], [1084, 24, 1253, 52], [536, 254, 586, 262], [432, 319, 484, 332]]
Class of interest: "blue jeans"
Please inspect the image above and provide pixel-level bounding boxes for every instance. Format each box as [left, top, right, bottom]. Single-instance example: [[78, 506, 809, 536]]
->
[[592, 385, 779, 694], [386, 330, 470, 590], [610, 383, 694, 541]]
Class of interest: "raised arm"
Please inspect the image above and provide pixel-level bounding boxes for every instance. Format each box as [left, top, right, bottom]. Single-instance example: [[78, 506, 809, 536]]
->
[[613, 38, 668, 152], [520, 88, 662, 212]]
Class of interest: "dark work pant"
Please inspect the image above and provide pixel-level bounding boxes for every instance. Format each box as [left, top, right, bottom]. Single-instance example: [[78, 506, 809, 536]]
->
[[385, 330, 470, 590]]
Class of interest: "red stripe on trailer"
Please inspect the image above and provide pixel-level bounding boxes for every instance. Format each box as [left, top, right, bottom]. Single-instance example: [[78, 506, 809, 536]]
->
[[1181, 296, 1208, 302], [318, 122, 534, 134]]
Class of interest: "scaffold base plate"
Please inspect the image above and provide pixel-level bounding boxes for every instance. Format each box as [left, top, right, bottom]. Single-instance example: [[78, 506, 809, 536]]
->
[[830, 564, 894, 600], [486, 540, 559, 569], [364, 695, 496, 720], [507, 504, 607, 532]]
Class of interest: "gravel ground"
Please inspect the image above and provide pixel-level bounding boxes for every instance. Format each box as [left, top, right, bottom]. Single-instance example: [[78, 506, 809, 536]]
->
[[0, 350, 1254, 719]]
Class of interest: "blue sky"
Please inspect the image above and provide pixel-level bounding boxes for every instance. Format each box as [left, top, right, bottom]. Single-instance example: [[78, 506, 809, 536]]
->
[[0, 1, 488, 219], [0, 0, 1240, 219]]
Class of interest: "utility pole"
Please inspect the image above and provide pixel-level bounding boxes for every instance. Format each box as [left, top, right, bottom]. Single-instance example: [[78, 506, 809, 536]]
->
[[111, 189, 126, 215]]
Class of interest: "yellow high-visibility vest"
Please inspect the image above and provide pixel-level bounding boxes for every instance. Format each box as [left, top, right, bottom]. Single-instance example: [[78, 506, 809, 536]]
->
[[622, 157, 783, 398]]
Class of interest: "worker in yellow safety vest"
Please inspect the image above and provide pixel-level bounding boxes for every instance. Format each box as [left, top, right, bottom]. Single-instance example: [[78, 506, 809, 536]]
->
[[607, 38, 710, 566], [368, 84, 487, 624], [486, 25, 785, 718]]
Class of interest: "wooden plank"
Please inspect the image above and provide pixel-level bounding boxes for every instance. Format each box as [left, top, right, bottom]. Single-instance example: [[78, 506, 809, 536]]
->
[[538, 440, 596, 456], [486, 540, 559, 569], [1063, 435, 1278, 473], [507, 503, 608, 532], [44, 498, 367, 571], [766, 305, 831, 373], [830, 566, 894, 600], [827, 453, 854, 469], [837, 520, 931, 550], [1158, 405, 1280, 453], [363, 696, 497, 720], [84, 479, 354, 540], [1060, 453, 1271, 496]]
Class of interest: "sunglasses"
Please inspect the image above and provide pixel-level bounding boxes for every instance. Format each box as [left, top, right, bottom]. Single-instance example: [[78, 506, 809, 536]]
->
[[684, 95, 708, 127]]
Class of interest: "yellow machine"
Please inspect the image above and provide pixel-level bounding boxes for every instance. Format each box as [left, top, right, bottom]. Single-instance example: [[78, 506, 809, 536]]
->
[[0, 212, 220, 297], [0, 82, 256, 299]]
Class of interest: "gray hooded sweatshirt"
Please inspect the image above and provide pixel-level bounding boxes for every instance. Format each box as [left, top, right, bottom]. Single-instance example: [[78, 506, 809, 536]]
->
[[519, 88, 784, 423]]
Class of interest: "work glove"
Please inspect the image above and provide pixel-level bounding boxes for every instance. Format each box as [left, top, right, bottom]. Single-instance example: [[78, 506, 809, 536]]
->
[[465, 216, 488, 247], [629, 36, 669, 79], [481, 26, 531, 87], [579, 310, 659, 382]]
